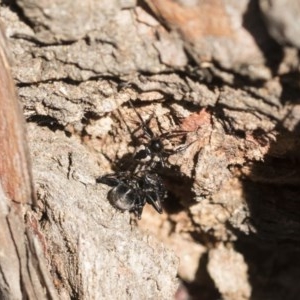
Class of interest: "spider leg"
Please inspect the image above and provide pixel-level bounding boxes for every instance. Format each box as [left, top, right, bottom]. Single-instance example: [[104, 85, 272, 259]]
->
[[96, 173, 122, 187], [146, 193, 163, 214], [128, 100, 155, 139], [157, 153, 166, 168], [159, 130, 190, 139], [96, 171, 132, 187], [131, 123, 148, 138], [133, 195, 146, 219], [118, 101, 153, 146], [162, 139, 196, 156], [162, 148, 174, 155], [137, 205, 145, 219], [173, 139, 197, 153]]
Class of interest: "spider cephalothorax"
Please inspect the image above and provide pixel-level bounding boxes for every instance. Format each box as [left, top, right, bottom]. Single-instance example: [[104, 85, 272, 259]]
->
[[96, 171, 166, 219], [129, 102, 189, 169]]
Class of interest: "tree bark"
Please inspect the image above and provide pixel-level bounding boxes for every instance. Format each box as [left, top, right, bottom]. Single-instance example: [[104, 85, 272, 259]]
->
[[1, 0, 300, 299], [0, 24, 58, 299]]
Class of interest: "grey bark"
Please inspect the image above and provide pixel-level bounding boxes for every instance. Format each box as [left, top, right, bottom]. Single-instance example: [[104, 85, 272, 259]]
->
[[1, 0, 300, 299], [0, 24, 58, 299]]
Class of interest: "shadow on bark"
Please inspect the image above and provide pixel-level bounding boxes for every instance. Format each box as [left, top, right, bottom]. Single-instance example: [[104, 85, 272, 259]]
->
[[238, 120, 300, 300]]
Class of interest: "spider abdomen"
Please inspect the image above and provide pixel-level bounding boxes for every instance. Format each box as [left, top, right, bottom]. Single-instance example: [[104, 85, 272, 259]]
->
[[108, 184, 140, 212], [134, 145, 152, 161]]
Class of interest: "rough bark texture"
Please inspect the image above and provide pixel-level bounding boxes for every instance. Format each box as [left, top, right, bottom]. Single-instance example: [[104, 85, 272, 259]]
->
[[0, 23, 58, 299], [1, 0, 300, 299]]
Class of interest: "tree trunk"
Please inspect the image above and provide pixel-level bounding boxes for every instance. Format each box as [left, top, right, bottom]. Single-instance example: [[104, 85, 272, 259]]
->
[[1, 0, 300, 299], [0, 24, 58, 299]]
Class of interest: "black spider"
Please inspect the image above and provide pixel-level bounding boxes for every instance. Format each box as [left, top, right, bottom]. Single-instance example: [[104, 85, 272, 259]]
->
[[97, 101, 193, 219], [129, 101, 189, 169], [96, 171, 166, 219]]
